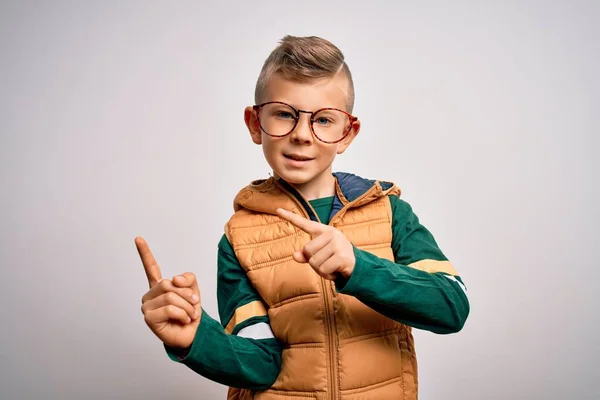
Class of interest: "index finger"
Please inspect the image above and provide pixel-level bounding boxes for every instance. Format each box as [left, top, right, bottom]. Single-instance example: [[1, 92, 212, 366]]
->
[[276, 208, 323, 236], [135, 236, 162, 288]]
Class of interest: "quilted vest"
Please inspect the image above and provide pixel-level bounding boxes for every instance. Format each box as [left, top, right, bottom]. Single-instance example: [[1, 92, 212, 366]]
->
[[225, 176, 418, 400]]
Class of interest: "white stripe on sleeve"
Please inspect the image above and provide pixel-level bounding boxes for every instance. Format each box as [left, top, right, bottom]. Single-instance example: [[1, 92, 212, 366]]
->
[[443, 274, 467, 294], [236, 322, 275, 340]]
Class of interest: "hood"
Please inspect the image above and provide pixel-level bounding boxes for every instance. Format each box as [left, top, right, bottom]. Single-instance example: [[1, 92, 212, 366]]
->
[[233, 172, 401, 221]]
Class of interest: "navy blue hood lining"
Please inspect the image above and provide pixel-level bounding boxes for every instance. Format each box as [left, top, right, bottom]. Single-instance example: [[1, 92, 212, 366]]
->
[[330, 172, 393, 223], [333, 172, 377, 202]]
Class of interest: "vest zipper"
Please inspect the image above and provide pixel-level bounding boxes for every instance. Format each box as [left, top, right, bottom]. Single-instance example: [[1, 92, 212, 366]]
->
[[321, 277, 338, 399], [275, 180, 340, 400]]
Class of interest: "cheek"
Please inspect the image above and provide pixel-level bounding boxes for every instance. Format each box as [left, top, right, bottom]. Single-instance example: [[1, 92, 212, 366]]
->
[[261, 136, 280, 161], [318, 145, 339, 162]]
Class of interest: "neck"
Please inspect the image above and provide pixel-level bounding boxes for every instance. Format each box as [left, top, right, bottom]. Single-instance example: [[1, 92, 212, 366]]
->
[[274, 171, 336, 201]]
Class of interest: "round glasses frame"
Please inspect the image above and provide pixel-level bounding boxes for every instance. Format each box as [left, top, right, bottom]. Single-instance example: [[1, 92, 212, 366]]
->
[[252, 101, 358, 144]]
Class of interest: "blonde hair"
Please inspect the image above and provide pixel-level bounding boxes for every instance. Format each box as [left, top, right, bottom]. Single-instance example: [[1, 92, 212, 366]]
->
[[254, 35, 355, 113]]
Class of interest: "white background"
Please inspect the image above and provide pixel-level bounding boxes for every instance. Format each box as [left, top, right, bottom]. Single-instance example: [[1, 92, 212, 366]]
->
[[1, 1, 598, 399]]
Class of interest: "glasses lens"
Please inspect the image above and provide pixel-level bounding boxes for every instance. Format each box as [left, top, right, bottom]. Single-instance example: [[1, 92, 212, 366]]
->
[[258, 103, 297, 136], [312, 109, 351, 143]]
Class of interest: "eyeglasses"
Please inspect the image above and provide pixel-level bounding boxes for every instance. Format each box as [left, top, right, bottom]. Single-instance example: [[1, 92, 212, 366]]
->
[[253, 101, 357, 144]]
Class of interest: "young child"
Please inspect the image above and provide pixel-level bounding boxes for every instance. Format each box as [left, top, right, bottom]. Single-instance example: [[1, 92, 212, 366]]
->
[[136, 35, 470, 400]]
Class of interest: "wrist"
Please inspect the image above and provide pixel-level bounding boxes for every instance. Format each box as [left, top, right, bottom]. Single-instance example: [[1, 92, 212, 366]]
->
[[340, 258, 356, 278], [335, 247, 363, 292]]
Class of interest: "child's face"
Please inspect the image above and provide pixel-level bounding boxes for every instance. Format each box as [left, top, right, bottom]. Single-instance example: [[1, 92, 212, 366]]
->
[[245, 72, 360, 196]]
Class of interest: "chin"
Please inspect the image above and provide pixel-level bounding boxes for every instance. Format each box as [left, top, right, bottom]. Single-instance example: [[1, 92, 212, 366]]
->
[[275, 170, 313, 185]]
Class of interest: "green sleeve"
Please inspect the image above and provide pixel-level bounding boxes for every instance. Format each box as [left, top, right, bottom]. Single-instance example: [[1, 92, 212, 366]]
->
[[335, 196, 470, 334], [164, 235, 282, 390]]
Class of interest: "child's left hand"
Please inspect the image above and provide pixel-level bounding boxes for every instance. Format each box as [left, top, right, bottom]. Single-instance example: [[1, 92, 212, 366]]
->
[[277, 208, 355, 280]]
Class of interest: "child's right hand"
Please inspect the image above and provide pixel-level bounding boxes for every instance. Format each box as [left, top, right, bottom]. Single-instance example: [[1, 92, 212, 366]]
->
[[135, 237, 201, 349]]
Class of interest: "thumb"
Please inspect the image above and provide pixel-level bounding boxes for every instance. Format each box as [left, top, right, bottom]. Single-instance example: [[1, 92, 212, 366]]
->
[[293, 250, 309, 264], [173, 272, 200, 294]]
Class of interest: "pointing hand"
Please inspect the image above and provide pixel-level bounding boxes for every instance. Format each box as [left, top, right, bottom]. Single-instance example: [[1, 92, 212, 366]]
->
[[276, 209, 356, 280], [136, 237, 201, 348]]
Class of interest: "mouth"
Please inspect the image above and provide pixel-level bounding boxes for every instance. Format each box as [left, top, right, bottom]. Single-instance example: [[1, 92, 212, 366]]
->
[[284, 153, 315, 161]]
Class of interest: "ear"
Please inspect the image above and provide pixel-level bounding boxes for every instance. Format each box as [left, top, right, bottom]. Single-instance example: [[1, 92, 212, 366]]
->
[[336, 118, 361, 154], [244, 106, 262, 145]]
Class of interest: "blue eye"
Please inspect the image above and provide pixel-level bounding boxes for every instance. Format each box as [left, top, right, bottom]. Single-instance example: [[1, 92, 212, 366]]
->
[[276, 111, 295, 120], [315, 117, 332, 125]]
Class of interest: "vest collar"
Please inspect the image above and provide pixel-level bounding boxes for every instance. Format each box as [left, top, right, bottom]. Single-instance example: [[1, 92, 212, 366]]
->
[[233, 172, 400, 223]]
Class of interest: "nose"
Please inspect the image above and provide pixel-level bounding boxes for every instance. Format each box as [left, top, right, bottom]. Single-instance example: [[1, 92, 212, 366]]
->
[[289, 112, 314, 145]]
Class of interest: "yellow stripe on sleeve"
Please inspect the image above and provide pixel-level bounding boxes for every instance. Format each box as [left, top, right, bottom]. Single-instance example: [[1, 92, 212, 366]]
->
[[224, 300, 268, 334], [407, 259, 458, 276]]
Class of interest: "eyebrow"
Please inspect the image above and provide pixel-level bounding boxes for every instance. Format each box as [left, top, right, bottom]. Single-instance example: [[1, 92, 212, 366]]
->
[[270, 101, 344, 113]]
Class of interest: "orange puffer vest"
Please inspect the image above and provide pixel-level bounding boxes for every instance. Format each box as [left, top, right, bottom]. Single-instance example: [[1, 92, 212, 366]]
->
[[225, 176, 418, 400]]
